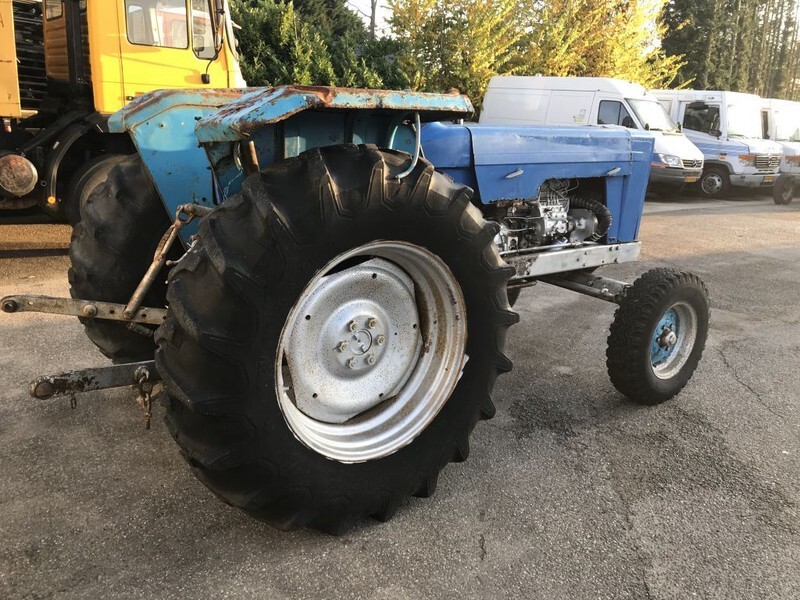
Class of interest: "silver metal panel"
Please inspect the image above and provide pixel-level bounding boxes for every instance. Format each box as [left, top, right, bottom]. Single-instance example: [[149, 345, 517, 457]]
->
[[505, 242, 641, 280]]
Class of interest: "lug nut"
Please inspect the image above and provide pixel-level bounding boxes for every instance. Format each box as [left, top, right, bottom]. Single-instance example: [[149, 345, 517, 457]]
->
[[346, 358, 356, 369], [348, 320, 358, 332], [336, 341, 349, 352], [376, 334, 386, 345], [366, 354, 376, 365], [367, 318, 377, 329], [82, 304, 98, 317]]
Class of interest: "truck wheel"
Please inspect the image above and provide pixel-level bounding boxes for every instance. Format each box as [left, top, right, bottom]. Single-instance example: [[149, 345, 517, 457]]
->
[[68, 155, 176, 363], [773, 174, 794, 205], [699, 167, 729, 198], [156, 144, 518, 532], [606, 269, 709, 405], [64, 154, 128, 225]]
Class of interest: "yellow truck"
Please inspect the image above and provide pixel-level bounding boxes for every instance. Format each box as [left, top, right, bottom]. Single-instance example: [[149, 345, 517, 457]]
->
[[0, 0, 243, 221]]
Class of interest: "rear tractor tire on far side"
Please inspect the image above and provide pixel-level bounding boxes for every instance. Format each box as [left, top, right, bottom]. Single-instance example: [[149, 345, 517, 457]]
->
[[68, 154, 179, 363], [156, 144, 519, 532]]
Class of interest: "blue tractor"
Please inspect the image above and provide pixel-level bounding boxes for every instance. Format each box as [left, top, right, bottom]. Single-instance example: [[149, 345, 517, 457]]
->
[[2, 85, 709, 533]]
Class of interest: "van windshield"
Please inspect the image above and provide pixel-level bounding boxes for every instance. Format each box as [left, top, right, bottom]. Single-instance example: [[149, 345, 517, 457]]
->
[[775, 106, 800, 142], [627, 99, 677, 132], [728, 102, 764, 139]]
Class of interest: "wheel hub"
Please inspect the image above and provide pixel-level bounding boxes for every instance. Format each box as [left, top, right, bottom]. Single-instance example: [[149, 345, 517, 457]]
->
[[657, 327, 678, 349], [650, 303, 698, 380], [702, 174, 722, 195], [275, 241, 468, 463], [284, 258, 421, 424]]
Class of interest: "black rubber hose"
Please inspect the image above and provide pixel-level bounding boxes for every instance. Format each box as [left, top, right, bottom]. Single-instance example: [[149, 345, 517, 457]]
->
[[570, 196, 612, 241]]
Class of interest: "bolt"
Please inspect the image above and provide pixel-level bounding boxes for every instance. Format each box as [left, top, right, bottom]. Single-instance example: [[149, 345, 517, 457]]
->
[[82, 304, 98, 317], [2, 299, 19, 312], [346, 358, 356, 369], [376, 334, 386, 345], [367, 318, 378, 329], [366, 354, 376, 365], [348, 320, 358, 332], [336, 341, 349, 352], [33, 381, 55, 399]]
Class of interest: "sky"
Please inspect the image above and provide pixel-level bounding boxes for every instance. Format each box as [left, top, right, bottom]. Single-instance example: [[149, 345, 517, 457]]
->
[[346, 0, 392, 36]]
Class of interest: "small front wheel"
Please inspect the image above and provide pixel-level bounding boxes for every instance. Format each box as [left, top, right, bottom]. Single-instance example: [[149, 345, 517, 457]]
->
[[607, 269, 709, 405]]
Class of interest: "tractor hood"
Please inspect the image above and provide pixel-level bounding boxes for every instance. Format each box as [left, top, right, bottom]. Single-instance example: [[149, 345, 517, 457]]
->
[[108, 86, 474, 141], [193, 86, 474, 143]]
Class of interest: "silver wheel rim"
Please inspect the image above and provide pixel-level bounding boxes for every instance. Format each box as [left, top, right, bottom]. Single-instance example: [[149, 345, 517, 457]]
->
[[650, 301, 698, 380], [702, 173, 723, 195], [275, 241, 468, 463]]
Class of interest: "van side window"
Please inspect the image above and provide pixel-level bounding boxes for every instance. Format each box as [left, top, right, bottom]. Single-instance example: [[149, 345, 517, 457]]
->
[[683, 104, 720, 135], [125, 0, 189, 49], [598, 101, 636, 128]]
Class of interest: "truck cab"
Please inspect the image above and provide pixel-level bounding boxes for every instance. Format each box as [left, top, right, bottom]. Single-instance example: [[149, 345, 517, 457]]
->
[[479, 76, 705, 191], [653, 90, 783, 198], [0, 0, 244, 220], [762, 98, 800, 177]]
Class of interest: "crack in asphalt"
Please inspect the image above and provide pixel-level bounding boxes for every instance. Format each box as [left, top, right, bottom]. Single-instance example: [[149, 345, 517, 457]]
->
[[717, 345, 785, 418]]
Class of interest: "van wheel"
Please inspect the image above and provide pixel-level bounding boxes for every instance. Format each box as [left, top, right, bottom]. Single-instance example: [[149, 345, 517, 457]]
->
[[773, 174, 794, 205], [699, 167, 729, 198]]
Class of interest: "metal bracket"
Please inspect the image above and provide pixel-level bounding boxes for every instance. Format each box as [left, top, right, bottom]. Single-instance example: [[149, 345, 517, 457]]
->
[[539, 271, 630, 304], [123, 203, 212, 319], [29, 361, 162, 429], [1, 295, 167, 325], [30, 360, 161, 399], [395, 113, 421, 181], [505, 242, 641, 280]]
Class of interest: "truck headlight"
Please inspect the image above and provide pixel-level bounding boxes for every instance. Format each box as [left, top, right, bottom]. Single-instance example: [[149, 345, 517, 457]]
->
[[656, 154, 682, 168], [785, 155, 800, 167], [738, 154, 755, 166]]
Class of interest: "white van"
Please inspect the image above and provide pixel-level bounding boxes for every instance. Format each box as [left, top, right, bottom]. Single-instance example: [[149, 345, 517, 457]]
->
[[762, 98, 800, 203], [653, 90, 783, 197], [480, 76, 704, 189]]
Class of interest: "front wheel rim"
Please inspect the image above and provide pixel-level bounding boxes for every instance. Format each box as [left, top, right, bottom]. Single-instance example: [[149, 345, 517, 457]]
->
[[702, 174, 723, 195], [275, 241, 468, 463], [649, 301, 698, 380]]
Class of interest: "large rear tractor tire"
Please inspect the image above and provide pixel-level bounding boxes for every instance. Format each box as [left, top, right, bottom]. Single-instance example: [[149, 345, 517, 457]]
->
[[607, 269, 709, 405], [156, 144, 518, 532], [64, 154, 128, 226], [68, 155, 177, 363]]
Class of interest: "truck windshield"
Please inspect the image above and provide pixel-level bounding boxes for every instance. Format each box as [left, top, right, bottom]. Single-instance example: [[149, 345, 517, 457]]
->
[[775, 107, 800, 142], [727, 102, 764, 139], [627, 99, 677, 132]]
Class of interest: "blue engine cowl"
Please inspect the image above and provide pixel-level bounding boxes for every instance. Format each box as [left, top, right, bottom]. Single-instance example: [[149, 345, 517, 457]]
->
[[421, 121, 655, 244]]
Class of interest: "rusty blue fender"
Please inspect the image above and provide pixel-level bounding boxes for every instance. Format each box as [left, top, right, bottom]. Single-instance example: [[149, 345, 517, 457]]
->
[[107, 86, 473, 242]]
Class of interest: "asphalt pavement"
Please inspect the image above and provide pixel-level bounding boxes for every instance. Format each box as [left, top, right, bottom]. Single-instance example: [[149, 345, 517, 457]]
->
[[1, 193, 798, 599]]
